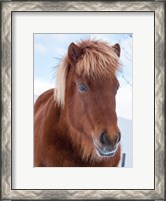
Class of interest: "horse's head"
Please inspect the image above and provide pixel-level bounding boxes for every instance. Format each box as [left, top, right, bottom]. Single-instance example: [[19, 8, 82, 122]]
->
[[56, 40, 121, 161]]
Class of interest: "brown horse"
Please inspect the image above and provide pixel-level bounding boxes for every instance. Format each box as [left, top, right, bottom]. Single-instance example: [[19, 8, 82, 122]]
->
[[34, 39, 121, 167]]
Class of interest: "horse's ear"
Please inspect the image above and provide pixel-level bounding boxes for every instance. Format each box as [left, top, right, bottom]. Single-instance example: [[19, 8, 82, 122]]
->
[[112, 43, 121, 57], [68, 43, 82, 66]]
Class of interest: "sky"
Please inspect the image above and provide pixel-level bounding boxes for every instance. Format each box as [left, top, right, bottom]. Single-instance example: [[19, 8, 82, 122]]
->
[[34, 34, 132, 120]]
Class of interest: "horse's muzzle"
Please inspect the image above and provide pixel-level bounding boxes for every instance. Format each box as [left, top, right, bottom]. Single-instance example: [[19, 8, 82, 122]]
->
[[94, 142, 119, 157], [93, 130, 121, 157]]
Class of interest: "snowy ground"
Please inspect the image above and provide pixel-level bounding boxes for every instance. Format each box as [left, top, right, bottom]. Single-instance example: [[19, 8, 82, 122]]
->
[[118, 117, 132, 167], [34, 95, 132, 167]]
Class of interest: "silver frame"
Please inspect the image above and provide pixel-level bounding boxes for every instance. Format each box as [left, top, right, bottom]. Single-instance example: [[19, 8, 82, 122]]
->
[[1, 1, 165, 200]]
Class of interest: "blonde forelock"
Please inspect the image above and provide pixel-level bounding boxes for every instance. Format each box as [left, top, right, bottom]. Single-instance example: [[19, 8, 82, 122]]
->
[[54, 39, 120, 106]]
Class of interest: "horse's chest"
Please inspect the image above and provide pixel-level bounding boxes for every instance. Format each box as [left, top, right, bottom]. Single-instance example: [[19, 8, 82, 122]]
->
[[44, 141, 92, 167]]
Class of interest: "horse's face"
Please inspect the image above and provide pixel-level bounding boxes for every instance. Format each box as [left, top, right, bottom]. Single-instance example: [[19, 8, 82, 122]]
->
[[65, 42, 121, 159]]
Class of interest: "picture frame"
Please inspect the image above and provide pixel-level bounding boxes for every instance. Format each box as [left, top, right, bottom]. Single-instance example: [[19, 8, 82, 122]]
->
[[1, 0, 165, 200]]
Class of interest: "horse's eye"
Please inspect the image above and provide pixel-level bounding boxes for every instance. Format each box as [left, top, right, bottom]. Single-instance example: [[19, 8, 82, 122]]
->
[[78, 83, 87, 92]]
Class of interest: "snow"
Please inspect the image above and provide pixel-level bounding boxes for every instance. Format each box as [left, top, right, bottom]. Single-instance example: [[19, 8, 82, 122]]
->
[[118, 117, 132, 167]]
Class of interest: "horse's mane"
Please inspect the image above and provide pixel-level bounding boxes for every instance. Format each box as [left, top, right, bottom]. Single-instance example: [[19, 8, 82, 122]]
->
[[55, 39, 120, 106]]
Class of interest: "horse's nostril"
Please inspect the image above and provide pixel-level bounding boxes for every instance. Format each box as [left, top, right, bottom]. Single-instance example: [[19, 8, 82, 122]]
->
[[99, 131, 121, 146], [99, 132, 108, 145], [117, 131, 121, 142]]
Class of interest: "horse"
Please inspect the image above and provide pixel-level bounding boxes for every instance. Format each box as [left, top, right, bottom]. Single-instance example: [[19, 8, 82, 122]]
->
[[34, 39, 121, 167]]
